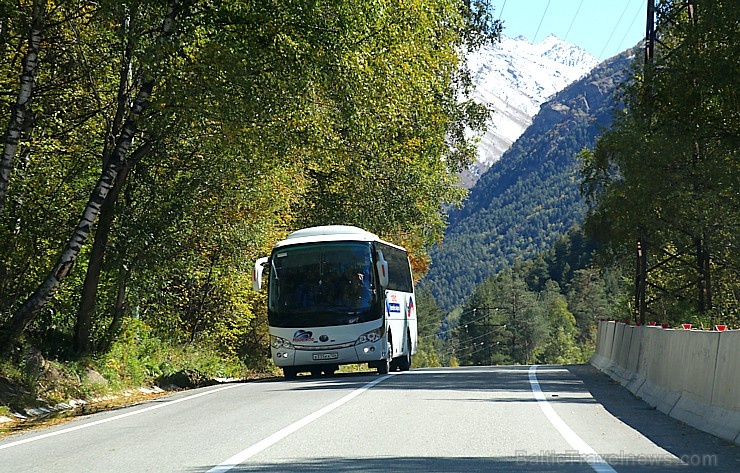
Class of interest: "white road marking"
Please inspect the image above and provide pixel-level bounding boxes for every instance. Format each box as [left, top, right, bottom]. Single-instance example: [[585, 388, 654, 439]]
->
[[528, 365, 618, 473], [0, 384, 240, 451], [207, 374, 395, 473]]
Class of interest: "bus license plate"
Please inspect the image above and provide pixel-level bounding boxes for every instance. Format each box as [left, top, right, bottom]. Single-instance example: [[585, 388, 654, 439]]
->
[[313, 353, 338, 360]]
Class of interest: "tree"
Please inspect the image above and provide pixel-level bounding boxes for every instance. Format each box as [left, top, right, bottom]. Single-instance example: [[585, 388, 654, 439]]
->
[[567, 268, 610, 343], [580, 1, 740, 325], [455, 269, 548, 366], [456, 277, 506, 365], [538, 280, 582, 364], [0, 0, 44, 213], [499, 272, 547, 365], [289, 0, 498, 249], [0, 0, 502, 358], [413, 286, 445, 367]]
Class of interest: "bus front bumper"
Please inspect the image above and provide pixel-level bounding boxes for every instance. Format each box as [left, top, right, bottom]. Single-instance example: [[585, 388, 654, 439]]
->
[[271, 338, 387, 367]]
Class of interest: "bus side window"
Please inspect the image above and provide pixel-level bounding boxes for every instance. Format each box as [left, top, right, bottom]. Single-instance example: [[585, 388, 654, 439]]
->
[[376, 244, 411, 292]]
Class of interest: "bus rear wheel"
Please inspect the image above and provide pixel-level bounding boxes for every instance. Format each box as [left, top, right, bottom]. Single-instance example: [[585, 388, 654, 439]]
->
[[397, 337, 411, 371]]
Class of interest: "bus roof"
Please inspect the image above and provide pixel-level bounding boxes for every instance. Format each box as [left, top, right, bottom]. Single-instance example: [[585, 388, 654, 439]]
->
[[274, 225, 403, 250]]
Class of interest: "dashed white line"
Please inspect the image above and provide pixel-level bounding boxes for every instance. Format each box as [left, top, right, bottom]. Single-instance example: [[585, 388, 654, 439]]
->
[[528, 365, 617, 473], [207, 374, 395, 473]]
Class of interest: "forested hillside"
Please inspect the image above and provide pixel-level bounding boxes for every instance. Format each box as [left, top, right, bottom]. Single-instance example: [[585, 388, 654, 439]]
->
[[423, 48, 636, 310], [419, 225, 621, 368]]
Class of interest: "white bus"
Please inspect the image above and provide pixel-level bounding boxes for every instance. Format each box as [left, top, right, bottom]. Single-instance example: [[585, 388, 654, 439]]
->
[[253, 225, 417, 379]]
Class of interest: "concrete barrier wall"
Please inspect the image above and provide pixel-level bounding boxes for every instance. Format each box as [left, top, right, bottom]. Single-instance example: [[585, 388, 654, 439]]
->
[[610, 322, 626, 364], [625, 326, 642, 378], [591, 323, 740, 446], [596, 320, 608, 357], [603, 321, 616, 358], [590, 320, 616, 373], [714, 331, 740, 410], [615, 325, 633, 370]]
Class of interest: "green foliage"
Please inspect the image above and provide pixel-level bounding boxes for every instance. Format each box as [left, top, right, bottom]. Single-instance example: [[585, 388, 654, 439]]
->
[[0, 318, 252, 416], [99, 318, 248, 391], [0, 353, 105, 408], [581, 1, 740, 325], [412, 338, 442, 369], [0, 1, 501, 373], [445, 227, 621, 367], [416, 286, 445, 339], [412, 286, 446, 367], [99, 319, 166, 388], [566, 268, 612, 341]]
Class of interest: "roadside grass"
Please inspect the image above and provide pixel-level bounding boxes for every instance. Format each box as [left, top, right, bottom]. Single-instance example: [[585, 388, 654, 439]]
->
[[0, 319, 277, 437]]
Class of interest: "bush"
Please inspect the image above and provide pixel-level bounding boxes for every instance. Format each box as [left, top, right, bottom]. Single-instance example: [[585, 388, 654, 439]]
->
[[99, 318, 250, 391]]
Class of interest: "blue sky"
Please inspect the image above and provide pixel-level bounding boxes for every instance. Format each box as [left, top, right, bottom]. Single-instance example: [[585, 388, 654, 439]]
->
[[488, 0, 646, 61]]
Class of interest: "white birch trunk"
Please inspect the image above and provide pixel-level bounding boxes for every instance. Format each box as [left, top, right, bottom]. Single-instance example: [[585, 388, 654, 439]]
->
[[0, 0, 181, 353], [0, 0, 45, 213]]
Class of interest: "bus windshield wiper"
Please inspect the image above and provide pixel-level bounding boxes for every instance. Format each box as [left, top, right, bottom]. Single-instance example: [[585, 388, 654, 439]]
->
[[271, 257, 279, 280]]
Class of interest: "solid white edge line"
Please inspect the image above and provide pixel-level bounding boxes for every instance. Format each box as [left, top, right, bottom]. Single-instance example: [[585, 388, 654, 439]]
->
[[528, 365, 617, 473], [206, 374, 396, 473], [0, 384, 240, 451]]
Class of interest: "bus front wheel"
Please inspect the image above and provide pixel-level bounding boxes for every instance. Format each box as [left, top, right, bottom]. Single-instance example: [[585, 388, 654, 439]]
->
[[377, 341, 392, 374], [283, 367, 297, 380]]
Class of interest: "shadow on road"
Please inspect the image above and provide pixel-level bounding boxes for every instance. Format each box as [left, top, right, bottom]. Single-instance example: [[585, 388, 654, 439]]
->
[[564, 364, 740, 472], [195, 454, 692, 473], [259, 364, 740, 471]]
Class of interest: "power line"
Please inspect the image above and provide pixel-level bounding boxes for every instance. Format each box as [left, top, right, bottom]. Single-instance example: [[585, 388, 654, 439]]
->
[[419, 307, 505, 340], [564, 0, 584, 42], [498, 0, 507, 20], [461, 326, 507, 344], [598, 0, 634, 59], [532, 0, 551, 42], [615, 0, 645, 54]]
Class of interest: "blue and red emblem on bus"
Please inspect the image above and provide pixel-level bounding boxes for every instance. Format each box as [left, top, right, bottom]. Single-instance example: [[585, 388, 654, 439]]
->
[[406, 296, 415, 318], [293, 330, 314, 342]]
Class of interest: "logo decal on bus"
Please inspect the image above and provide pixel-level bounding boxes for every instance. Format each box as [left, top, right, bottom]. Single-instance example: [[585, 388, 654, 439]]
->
[[389, 303, 401, 314], [293, 330, 314, 342], [407, 297, 415, 318]]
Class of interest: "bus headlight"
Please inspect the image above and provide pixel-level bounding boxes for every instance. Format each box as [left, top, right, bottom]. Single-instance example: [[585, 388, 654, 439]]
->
[[356, 328, 381, 345], [271, 336, 294, 349]]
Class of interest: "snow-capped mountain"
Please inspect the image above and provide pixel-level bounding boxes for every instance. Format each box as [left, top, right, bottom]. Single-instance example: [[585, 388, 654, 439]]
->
[[461, 35, 599, 187]]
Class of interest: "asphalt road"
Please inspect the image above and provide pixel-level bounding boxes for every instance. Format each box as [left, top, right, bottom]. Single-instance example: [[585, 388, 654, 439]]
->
[[1, 364, 738, 472]]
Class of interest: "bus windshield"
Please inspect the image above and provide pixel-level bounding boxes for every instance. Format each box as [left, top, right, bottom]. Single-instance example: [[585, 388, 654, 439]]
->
[[267, 242, 380, 328]]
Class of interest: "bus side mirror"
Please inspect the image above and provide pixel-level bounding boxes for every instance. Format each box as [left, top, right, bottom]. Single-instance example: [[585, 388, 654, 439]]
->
[[375, 251, 389, 289], [253, 257, 268, 290]]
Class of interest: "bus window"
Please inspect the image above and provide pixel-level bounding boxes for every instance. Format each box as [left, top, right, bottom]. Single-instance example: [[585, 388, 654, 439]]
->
[[376, 243, 413, 293], [267, 242, 379, 328]]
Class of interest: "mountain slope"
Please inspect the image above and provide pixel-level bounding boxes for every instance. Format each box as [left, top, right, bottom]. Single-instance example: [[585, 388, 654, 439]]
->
[[425, 48, 637, 310], [462, 35, 598, 187]]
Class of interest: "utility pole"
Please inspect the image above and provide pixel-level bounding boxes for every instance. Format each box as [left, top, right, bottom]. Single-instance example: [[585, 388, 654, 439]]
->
[[638, 0, 709, 323], [634, 0, 657, 325], [684, 0, 711, 315], [466, 307, 506, 366], [645, 0, 656, 63], [635, 236, 647, 325]]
